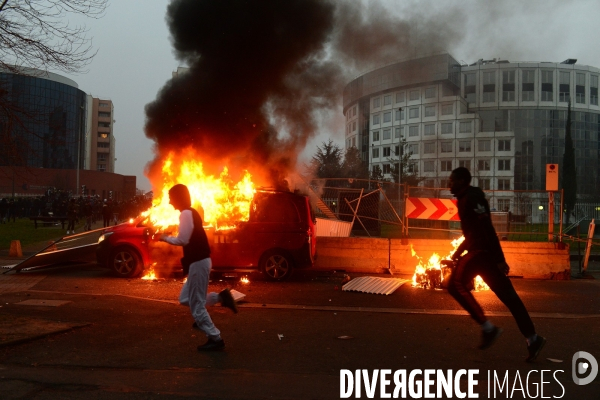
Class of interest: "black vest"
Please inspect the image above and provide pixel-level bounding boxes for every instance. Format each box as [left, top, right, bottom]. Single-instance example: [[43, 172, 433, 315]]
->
[[180, 208, 211, 276]]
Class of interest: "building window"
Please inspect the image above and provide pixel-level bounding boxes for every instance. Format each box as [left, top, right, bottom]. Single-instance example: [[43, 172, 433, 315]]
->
[[441, 142, 453, 153], [591, 75, 599, 106], [395, 127, 402, 139], [502, 70, 515, 102], [478, 139, 491, 152], [383, 129, 391, 140], [576, 73, 585, 104], [477, 159, 491, 171], [396, 92, 405, 103], [372, 131, 380, 141], [424, 106, 436, 117], [482, 71, 496, 103], [383, 95, 392, 106], [498, 179, 510, 191], [98, 112, 111, 118], [395, 108, 404, 121], [383, 112, 392, 123], [459, 140, 471, 152], [498, 159, 511, 171], [441, 122, 453, 134], [409, 107, 419, 118], [99, 133, 108, 139], [373, 114, 380, 125], [441, 160, 453, 172], [383, 164, 391, 174], [408, 125, 419, 137], [97, 154, 107, 162], [408, 161, 418, 173], [459, 160, 471, 170], [372, 148, 380, 158], [97, 142, 110, 148], [372, 164, 381, 175], [409, 90, 420, 101], [541, 70, 553, 101], [408, 144, 419, 155], [559, 71, 570, 102], [99, 102, 110, 108], [498, 139, 511, 151], [464, 73, 476, 103], [425, 87, 436, 98], [97, 164, 106, 171], [424, 142, 436, 154], [459, 121, 472, 133], [352, 137, 356, 147], [352, 121, 356, 131], [441, 104, 453, 115], [353, 106, 357, 117], [522, 70, 535, 101], [373, 97, 380, 108], [424, 124, 435, 135], [424, 161, 435, 172], [479, 178, 491, 190], [497, 198, 510, 210], [383, 147, 391, 157], [395, 145, 401, 156]]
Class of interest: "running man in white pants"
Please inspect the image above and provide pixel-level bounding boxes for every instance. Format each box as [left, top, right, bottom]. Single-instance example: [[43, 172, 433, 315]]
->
[[159, 184, 238, 351]]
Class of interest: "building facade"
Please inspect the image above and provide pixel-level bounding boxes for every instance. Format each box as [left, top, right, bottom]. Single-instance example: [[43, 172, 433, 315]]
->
[[87, 96, 116, 173], [343, 54, 600, 200], [0, 67, 87, 170]]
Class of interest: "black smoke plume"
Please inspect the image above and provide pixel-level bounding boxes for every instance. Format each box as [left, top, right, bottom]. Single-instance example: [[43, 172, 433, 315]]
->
[[144, 0, 464, 189]]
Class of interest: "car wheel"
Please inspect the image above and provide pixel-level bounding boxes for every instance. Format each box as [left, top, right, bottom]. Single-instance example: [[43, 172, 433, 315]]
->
[[260, 250, 294, 281], [110, 246, 143, 278]]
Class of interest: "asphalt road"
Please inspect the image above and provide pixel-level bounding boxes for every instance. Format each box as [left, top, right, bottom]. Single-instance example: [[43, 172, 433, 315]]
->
[[0, 263, 599, 399]]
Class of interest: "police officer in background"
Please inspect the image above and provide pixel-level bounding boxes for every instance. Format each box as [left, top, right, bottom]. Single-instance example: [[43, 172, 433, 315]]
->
[[448, 167, 546, 362]]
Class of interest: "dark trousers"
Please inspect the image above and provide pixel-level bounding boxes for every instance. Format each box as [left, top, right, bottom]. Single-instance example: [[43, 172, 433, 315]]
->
[[103, 216, 110, 227], [447, 250, 536, 338], [67, 219, 76, 231]]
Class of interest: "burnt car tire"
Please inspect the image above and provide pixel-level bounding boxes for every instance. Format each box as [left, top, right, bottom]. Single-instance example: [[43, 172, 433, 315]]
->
[[260, 250, 294, 281], [109, 246, 144, 278]]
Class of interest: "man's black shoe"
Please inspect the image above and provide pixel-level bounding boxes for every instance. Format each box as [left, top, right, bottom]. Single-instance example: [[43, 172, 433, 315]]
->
[[479, 327, 503, 350], [197, 338, 225, 351], [192, 322, 200, 331], [526, 335, 546, 362], [219, 288, 238, 313]]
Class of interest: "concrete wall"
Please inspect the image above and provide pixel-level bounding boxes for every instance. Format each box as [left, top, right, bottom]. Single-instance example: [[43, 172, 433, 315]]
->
[[315, 237, 570, 280]]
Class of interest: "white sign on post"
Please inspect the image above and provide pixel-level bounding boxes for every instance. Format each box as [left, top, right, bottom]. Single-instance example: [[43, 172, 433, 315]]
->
[[546, 164, 559, 191]]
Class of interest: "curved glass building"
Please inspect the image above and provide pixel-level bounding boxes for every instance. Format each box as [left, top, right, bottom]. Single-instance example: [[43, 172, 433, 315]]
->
[[343, 53, 600, 199], [0, 67, 87, 170]]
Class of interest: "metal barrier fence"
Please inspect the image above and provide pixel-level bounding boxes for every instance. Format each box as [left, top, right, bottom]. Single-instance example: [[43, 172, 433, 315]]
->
[[308, 178, 599, 243]]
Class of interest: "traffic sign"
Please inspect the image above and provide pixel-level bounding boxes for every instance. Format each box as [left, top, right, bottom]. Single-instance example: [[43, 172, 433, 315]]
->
[[406, 197, 460, 220]]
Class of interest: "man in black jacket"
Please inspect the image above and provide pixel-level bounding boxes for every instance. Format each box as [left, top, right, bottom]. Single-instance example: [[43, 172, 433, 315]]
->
[[448, 167, 546, 362], [159, 184, 238, 351]]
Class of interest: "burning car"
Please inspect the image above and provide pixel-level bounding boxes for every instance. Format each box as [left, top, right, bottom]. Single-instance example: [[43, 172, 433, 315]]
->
[[96, 190, 316, 281]]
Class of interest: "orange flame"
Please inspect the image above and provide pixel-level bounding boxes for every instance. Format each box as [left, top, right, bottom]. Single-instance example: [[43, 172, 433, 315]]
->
[[141, 263, 158, 280], [240, 276, 250, 284], [142, 149, 256, 231], [411, 236, 489, 291]]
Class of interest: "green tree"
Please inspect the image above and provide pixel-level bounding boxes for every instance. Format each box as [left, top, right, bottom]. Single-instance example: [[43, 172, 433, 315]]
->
[[562, 99, 577, 224], [310, 139, 343, 178], [341, 146, 369, 179], [388, 136, 423, 186]]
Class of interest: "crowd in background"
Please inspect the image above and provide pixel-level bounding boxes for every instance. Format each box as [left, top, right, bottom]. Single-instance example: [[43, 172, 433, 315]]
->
[[0, 192, 153, 227]]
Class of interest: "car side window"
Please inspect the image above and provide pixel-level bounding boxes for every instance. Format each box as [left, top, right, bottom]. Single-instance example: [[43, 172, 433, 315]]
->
[[251, 195, 300, 223]]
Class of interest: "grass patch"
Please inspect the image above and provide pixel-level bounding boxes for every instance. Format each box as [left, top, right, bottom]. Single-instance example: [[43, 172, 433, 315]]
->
[[0, 218, 81, 251]]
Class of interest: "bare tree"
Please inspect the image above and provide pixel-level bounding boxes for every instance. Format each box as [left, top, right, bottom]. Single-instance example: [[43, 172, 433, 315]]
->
[[0, 0, 107, 74]]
